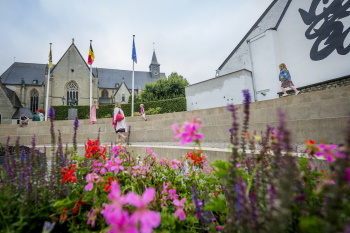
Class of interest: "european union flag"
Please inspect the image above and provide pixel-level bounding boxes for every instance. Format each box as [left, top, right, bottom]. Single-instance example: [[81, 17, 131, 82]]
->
[[132, 36, 137, 64]]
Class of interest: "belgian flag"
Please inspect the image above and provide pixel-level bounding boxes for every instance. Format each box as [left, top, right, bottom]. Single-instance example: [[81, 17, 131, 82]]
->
[[88, 41, 95, 65]]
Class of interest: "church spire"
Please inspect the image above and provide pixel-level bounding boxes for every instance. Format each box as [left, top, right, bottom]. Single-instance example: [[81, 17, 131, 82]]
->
[[149, 48, 160, 78], [150, 50, 159, 66]]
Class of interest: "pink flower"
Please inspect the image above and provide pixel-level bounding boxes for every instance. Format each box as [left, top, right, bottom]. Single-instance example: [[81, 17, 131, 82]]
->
[[346, 168, 350, 188], [160, 158, 168, 166], [169, 159, 182, 170], [111, 145, 126, 156], [173, 198, 186, 221], [105, 157, 124, 174], [161, 182, 169, 195], [172, 117, 203, 146], [91, 160, 107, 175], [145, 147, 157, 159], [104, 209, 138, 233], [168, 189, 179, 200], [316, 144, 339, 162], [87, 209, 97, 227], [125, 188, 161, 233], [84, 173, 103, 191]]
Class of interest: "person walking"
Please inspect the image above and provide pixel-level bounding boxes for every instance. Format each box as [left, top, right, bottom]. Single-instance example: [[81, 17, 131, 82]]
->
[[113, 103, 127, 143], [90, 101, 99, 125], [279, 63, 300, 97], [140, 104, 147, 121]]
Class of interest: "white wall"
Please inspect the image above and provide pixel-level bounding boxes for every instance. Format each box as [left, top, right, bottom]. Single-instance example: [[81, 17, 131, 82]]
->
[[186, 70, 253, 111], [277, 0, 350, 86], [249, 29, 282, 101], [186, 0, 350, 111]]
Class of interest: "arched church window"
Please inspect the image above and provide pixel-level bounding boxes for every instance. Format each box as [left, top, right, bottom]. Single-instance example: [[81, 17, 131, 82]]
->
[[102, 89, 109, 98], [66, 81, 79, 105], [30, 89, 39, 113], [122, 94, 125, 102]]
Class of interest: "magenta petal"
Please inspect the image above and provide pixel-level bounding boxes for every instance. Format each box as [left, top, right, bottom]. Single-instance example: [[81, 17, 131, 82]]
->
[[85, 183, 93, 191], [141, 188, 156, 205], [125, 192, 141, 207], [195, 134, 203, 141], [139, 211, 161, 233], [326, 155, 334, 162], [171, 123, 180, 133]]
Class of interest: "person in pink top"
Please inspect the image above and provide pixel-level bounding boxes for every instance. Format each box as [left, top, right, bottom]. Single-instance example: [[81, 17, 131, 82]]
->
[[90, 101, 99, 125], [140, 104, 147, 121]]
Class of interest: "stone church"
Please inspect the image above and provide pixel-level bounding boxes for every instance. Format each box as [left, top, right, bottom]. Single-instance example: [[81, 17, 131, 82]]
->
[[0, 41, 165, 124]]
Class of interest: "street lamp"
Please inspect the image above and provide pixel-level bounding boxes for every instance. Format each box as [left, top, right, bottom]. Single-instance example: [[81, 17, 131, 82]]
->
[[61, 96, 65, 105]]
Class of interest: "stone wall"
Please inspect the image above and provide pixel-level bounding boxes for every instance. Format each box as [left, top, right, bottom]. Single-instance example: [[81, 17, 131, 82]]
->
[[1, 85, 349, 147]]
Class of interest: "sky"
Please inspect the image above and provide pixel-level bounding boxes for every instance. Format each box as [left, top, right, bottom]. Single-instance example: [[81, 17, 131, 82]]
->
[[0, 0, 273, 85]]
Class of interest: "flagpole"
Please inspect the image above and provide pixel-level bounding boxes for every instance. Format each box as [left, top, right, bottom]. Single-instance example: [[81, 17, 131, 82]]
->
[[45, 43, 52, 121], [89, 40, 93, 115], [131, 35, 135, 117]]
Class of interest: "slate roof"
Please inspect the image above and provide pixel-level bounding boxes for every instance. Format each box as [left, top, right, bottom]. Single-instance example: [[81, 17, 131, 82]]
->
[[94, 67, 166, 90], [0, 62, 47, 86], [12, 108, 33, 119], [0, 62, 165, 90]]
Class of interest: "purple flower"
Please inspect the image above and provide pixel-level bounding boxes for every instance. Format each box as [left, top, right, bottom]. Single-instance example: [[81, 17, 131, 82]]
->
[[42, 221, 56, 233], [48, 106, 55, 119]]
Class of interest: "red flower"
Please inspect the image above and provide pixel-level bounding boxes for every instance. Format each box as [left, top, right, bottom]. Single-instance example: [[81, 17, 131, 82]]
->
[[60, 207, 69, 222], [73, 195, 86, 214], [304, 139, 319, 155], [186, 149, 204, 166], [103, 177, 118, 192], [304, 139, 315, 144], [85, 140, 106, 159], [61, 164, 77, 184]]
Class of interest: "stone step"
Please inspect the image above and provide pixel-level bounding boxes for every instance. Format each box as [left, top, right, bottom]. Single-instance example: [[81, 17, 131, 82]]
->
[[1, 86, 350, 147]]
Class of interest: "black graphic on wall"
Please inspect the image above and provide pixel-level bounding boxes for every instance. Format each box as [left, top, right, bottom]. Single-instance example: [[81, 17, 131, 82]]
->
[[299, 0, 350, 61]]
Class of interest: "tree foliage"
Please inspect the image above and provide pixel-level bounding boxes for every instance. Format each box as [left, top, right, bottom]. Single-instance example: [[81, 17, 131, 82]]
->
[[140, 72, 189, 101]]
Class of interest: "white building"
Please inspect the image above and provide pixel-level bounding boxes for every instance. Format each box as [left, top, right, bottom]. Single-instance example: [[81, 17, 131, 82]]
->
[[186, 0, 350, 110]]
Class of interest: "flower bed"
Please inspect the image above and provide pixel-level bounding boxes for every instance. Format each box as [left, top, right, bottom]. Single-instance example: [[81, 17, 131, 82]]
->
[[0, 90, 350, 233]]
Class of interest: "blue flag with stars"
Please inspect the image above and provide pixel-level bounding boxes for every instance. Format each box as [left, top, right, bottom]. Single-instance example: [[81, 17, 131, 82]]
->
[[132, 37, 137, 64]]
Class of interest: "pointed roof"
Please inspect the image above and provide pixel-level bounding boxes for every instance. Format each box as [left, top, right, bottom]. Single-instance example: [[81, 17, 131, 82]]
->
[[217, 0, 292, 70], [50, 41, 95, 77], [150, 50, 160, 66]]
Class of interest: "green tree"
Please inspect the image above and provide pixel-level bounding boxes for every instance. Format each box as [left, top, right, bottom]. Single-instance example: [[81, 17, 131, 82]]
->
[[128, 94, 141, 104], [140, 72, 189, 101]]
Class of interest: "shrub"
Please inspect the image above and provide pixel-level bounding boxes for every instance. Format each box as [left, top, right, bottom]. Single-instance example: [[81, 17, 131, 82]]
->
[[52, 97, 186, 120]]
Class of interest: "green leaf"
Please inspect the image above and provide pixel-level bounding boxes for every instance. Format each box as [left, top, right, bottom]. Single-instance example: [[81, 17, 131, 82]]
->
[[211, 160, 230, 178], [204, 194, 227, 213]]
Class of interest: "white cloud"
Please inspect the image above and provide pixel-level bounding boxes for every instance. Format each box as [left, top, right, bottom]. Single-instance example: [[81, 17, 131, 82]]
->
[[0, 0, 273, 84]]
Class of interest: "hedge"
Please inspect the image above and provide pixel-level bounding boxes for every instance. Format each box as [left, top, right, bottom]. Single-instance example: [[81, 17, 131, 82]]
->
[[53, 97, 186, 120]]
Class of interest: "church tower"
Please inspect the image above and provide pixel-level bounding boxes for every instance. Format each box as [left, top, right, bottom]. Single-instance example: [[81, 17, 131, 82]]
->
[[149, 50, 160, 79]]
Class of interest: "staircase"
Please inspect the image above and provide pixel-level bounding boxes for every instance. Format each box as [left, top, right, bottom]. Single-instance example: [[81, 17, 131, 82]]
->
[[1, 85, 349, 162]]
